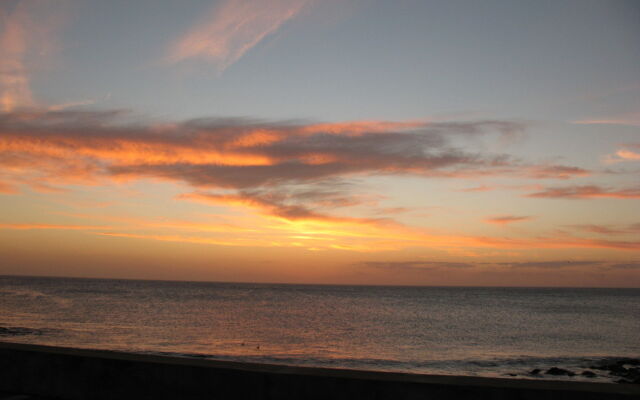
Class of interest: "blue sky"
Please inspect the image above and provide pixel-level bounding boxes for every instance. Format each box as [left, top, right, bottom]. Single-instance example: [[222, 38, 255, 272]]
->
[[36, 0, 639, 122]]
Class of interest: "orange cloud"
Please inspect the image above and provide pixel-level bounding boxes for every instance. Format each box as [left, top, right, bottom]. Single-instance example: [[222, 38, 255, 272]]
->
[[300, 120, 427, 136], [169, 0, 308, 72], [616, 149, 640, 160], [526, 185, 640, 199], [604, 145, 640, 163], [484, 215, 532, 225], [0, 134, 274, 167]]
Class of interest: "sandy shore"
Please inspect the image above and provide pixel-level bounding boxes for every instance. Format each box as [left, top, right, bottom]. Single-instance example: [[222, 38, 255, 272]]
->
[[1, 341, 638, 400]]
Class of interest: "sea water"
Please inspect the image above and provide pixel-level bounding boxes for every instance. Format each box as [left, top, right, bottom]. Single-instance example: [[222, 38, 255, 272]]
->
[[1, 275, 638, 382]]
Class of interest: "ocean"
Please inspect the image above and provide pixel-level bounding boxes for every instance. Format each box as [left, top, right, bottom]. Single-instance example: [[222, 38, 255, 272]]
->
[[1, 275, 638, 383]]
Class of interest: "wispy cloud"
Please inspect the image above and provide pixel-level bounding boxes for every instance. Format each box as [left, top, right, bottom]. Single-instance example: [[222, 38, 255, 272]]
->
[[526, 185, 640, 199], [0, 2, 34, 111], [458, 184, 544, 193], [565, 223, 640, 235], [574, 111, 640, 127], [484, 215, 532, 225], [47, 99, 96, 112], [524, 165, 590, 179], [0, 1, 68, 111], [169, 0, 309, 72]]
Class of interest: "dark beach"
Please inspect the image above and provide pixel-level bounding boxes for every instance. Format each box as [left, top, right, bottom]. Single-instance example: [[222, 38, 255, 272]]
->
[[1, 342, 639, 400]]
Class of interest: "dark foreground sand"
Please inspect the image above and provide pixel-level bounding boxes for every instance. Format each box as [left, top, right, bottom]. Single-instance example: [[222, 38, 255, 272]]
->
[[0, 390, 56, 400], [1, 342, 638, 400]]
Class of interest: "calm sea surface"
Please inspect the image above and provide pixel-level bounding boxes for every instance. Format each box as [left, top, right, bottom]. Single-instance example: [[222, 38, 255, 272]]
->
[[1, 276, 638, 382]]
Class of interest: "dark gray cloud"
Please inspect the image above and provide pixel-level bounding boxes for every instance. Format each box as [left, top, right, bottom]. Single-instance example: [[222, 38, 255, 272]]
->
[[358, 261, 474, 270], [566, 223, 640, 235], [181, 187, 386, 224], [110, 162, 357, 189], [0, 110, 588, 196], [608, 263, 640, 270], [498, 260, 604, 269], [358, 260, 640, 272]]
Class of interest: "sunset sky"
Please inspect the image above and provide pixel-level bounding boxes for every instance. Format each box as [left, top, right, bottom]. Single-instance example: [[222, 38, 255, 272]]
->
[[0, 0, 639, 287]]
